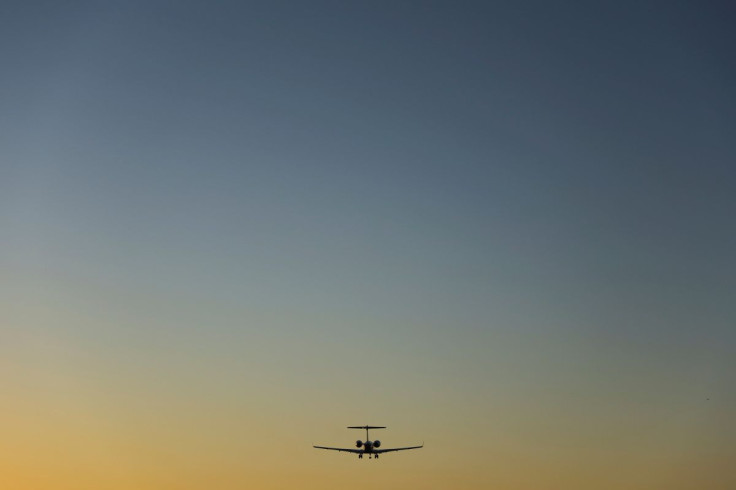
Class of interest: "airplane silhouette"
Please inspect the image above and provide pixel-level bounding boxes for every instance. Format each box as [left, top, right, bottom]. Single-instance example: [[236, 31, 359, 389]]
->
[[313, 425, 423, 460]]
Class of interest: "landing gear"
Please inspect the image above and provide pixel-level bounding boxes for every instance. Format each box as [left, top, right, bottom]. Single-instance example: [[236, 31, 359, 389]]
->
[[375, 454, 379, 459], [358, 454, 363, 459]]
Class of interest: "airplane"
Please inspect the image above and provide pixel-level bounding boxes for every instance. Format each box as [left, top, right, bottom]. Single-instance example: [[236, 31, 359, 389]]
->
[[313, 425, 423, 459]]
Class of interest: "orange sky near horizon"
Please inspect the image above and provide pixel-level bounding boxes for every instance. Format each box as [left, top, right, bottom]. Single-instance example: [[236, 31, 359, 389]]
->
[[2, 269, 734, 489]]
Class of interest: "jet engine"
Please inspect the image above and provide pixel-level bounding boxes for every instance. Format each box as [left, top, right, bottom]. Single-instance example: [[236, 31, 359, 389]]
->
[[355, 440, 363, 448], [373, 440, 381, 448]]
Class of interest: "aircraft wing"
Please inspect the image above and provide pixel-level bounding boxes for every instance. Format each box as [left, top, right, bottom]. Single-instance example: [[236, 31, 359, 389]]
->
[[313, 445, 363, 454], [374, 444, 423, 454]]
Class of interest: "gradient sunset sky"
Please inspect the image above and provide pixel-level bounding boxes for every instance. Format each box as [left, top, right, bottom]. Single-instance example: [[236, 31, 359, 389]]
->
[[1, 1, 735, 489]]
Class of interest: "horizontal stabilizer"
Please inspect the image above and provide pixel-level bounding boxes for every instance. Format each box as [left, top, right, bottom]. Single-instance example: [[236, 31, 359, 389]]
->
[[348, 425, 386, 429]]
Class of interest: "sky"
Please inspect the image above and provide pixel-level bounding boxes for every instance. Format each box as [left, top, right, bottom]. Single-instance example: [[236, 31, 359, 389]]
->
[[1, 1, 735, 488]]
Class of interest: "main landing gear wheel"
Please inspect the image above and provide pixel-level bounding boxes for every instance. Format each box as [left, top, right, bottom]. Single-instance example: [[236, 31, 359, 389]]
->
[[375, 454, 379, 459]]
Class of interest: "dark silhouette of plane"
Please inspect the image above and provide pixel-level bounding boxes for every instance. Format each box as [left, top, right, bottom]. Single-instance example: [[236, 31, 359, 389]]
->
[[313, 425, 423, 459]]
